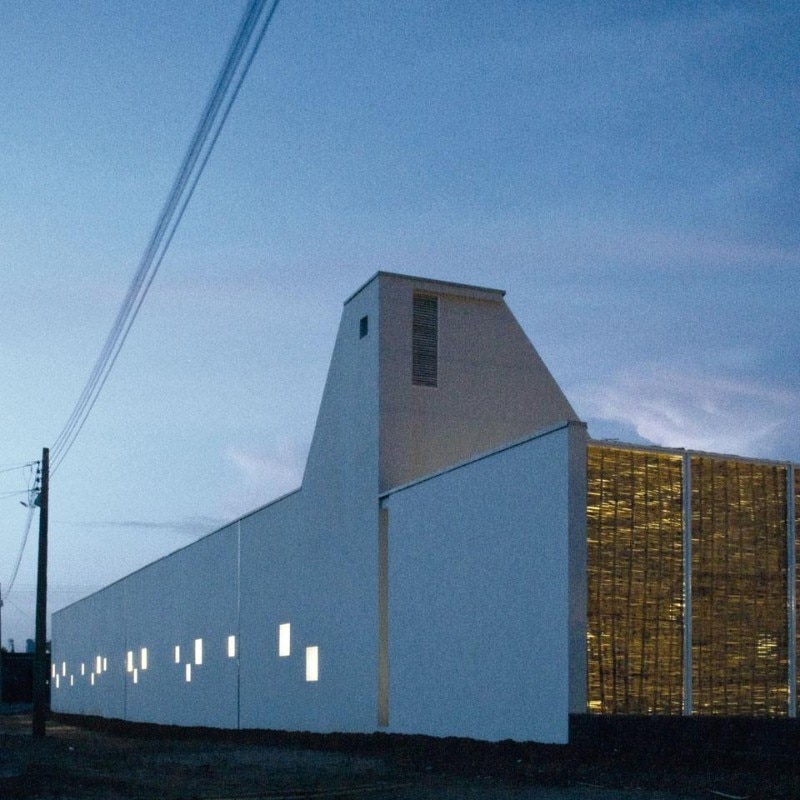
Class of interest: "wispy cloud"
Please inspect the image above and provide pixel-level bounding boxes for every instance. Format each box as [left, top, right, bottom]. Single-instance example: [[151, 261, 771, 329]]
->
[[222, 441, 306, 518], [56, 516, 225, 537], [590, 227, 800, 271], [574, 367, 800, 460]]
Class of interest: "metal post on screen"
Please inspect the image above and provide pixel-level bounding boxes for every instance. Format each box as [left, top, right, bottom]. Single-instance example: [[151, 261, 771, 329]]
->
[[32, 447, 49, 737]]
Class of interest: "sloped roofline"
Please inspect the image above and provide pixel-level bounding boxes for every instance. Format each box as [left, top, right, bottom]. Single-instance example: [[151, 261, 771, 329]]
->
[[344, 271, 506, 305]]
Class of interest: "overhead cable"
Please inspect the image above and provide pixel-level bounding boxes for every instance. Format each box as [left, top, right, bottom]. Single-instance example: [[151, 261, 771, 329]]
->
[[50, 0, 282, 475], [2, 504, 36, 601]]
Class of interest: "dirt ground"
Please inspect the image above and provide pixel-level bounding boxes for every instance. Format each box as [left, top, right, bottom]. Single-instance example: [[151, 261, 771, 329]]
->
[[1, 707, 797, 800]]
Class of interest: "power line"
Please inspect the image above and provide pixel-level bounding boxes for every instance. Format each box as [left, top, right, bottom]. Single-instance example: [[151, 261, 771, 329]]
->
[[0, 461, 37, 475], [2, 504, 36, 602], [2, 463, 40, 601], [50, 0, 282, 475]]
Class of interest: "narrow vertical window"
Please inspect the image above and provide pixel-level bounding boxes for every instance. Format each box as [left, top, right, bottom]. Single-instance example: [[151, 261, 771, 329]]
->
[[174, 645, 181, 664], [91, 673, 95, 686], [305, 646, 319, 682], [140, 648, 148, 670], [126, 651, 134, 672], [194, 638, 203, 665], [70, 675, 74, 687], [80, 663, 85, 676], [51, 664, 56, 679], [279, 623, 291, 657], [412, 293, 438, 386], [359, 315, 369, 338], [62, 662, 67, 677], [227, 635, 237, 658], [103, 657, 107, 672], [132, 668, 138, 684], [95, 656, 102, 674], [185, 663, 192, 682]]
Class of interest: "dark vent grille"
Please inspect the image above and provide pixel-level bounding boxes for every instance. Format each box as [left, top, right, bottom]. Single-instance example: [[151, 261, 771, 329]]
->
[[412, 293, 438, 386]]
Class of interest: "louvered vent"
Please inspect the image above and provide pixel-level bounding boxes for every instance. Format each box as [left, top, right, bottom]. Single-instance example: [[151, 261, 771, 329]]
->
[[412, 293, 438, 387]]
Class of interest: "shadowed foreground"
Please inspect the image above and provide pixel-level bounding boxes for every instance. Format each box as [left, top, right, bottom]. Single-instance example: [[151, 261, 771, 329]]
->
[[1, 709, 798, 799]]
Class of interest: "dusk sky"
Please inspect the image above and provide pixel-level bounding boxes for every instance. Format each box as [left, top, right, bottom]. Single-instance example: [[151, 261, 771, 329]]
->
[[1, 1, 798, 646]]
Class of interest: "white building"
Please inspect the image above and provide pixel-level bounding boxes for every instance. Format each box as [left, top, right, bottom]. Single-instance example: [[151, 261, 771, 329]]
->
[[51, 272, 588, 744]]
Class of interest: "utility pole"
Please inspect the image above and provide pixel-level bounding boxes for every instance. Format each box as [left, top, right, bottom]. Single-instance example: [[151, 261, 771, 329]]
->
[[32, 448, 49, 737]]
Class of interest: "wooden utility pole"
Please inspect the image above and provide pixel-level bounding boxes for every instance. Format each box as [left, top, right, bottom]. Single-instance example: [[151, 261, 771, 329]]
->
[[32, 448, 49, 737]]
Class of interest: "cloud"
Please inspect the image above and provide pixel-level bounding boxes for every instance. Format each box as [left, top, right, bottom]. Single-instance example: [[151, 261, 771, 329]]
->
[[56, 516, 225, 537], [222, 441, 306, 518], [574, 367, 800, 460]]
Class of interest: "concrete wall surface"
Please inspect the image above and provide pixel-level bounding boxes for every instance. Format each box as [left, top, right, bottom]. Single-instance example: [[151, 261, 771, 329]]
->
[[51, 274, 584, 744], [382, 422, 580, 744]]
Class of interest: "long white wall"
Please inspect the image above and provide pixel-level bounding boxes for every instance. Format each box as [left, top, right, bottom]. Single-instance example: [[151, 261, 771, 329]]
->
[[52, 277, 383, 733], [382, 421, 585, 744], [51, 273, 586, 744]]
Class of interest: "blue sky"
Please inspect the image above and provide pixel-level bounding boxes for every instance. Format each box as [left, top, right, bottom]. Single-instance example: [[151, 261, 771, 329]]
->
[[1, 1, 798, 645]]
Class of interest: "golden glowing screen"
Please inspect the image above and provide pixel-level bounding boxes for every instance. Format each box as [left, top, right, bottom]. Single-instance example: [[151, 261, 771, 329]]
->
[[691, 457, 788, 716], [587, 445, 793, 717], [587, 445, 684, 714]]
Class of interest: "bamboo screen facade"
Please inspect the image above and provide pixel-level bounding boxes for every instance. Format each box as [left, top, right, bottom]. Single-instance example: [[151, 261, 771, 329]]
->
[[691, 456, 789, 716], [586, 445, 684, 714], [587, 443, 797, 717]]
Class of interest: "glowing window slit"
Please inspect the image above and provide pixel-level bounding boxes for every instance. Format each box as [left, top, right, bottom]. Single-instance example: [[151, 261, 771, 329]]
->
[[227, 635, 236, 658], [194, 638, 203, 666], [305, 646, 319, 682], [279, 623, 291, 657]]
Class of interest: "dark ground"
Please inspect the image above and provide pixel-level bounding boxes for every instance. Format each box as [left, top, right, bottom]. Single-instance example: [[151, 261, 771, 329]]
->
[[1, 705, 798, 799]]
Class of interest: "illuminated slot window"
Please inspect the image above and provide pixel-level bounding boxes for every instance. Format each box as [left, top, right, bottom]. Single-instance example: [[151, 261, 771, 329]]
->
[[174, 645, 181, 664], [227, 635, 236, 658], [194, 638, 203, 665], [96, 656, 102, 674], [80, 663, 85, 676], [90, 673, 95, 686], [70, 675, 74, 687], [305, 646, 319, 682], [185, 663, 192, 682], [55, 674, 60, 689], [278, 623, 291, 657], [62, 662, 67, 677], [126, 651, 134, 672], [51, 664, 56, 679], [140, 647, 148, 670], [133, 668, 139, 684], [103, 657, 107, 672]]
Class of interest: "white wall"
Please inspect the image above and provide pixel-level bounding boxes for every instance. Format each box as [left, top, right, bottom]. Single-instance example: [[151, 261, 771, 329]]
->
[[378, 274, 578, 492], [382, 422, 584, 744], [53, 276, 384, 734], [51, 273, 586, 744], [51, 524, 240, 726]]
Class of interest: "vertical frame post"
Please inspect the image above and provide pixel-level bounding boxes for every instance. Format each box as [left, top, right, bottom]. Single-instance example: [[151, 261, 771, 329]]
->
[[682, 451, 693, 716]]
